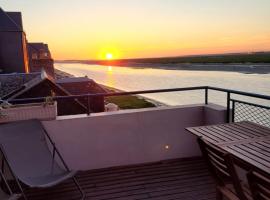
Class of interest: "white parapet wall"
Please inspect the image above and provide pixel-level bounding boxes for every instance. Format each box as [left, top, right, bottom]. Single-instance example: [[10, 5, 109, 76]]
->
[[43, 104, 227, 171]]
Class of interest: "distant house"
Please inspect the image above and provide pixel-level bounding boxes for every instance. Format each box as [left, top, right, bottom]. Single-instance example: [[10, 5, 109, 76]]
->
[[28, 42, 55, 78], [0, 72, 106, 115], [56, 77, 106, 113], [0, 71, 87, 116], [0, 8, 29, 73], [0, 8, 55, 77]]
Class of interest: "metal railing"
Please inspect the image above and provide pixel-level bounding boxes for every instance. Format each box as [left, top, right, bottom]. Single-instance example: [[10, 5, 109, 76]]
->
[[231, 99, 270, 127], [8, 86, 270, 124]]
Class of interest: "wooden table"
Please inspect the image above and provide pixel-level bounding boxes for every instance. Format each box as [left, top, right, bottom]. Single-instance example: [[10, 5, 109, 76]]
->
[[186, 121, 270, 174]]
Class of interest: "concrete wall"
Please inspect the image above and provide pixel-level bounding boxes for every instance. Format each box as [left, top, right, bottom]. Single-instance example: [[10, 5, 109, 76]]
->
[[43, 104, 227, 171], [204, 103, 227, 125]]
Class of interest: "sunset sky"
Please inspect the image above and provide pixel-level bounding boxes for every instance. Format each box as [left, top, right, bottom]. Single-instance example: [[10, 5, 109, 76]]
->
[[1, 0, 270, 60]]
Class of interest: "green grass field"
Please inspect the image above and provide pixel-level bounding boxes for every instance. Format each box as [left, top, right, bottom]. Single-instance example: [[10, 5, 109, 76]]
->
[[58, 52, 270, 65], [120, 52, 270, 64], [106, 95, 156, 109]]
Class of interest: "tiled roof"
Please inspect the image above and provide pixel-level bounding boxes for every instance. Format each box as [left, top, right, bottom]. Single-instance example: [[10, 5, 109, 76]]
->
[[56, 77, 106, 94], [56, 77, 92, 84], [0, 73, 41, 98]]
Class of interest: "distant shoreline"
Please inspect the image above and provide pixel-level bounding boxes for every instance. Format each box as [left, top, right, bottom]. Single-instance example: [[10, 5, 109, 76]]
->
[[55, 62, 270, 74], [56, 51, 270, 74]]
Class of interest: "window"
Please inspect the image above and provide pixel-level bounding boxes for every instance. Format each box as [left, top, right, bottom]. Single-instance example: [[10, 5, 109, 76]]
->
[[32, 53, 38, 59]]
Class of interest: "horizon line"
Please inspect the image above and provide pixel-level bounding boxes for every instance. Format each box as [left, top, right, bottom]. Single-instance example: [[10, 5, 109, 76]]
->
[[55, 50, 270, 62]]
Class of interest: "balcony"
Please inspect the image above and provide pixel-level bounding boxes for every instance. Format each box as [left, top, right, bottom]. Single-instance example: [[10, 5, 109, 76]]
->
[[0, 86, 269, 200]]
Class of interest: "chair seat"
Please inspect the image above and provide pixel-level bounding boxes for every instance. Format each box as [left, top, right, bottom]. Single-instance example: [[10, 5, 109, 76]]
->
[[21, 171, 77, 188]]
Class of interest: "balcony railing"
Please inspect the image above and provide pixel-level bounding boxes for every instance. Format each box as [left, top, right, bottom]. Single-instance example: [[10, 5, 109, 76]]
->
[[8, 86, 270, 125], [231, 99, 270, 127]]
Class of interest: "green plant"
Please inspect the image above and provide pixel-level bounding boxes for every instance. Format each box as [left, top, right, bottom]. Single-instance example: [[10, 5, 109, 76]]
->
[[0, 100, 12, 109], [43, 96, 54, 107]]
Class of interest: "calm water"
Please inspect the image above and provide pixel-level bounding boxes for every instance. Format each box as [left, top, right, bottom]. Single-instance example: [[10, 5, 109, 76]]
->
[[56, 63, 270, 106]]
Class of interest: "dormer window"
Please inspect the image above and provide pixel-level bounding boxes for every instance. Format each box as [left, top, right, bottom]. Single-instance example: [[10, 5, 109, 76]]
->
[[40, 52, 49, 59], [32, 53, 38, 59]]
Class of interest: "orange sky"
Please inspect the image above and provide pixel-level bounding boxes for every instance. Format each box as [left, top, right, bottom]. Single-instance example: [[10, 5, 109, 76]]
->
[[2, 0, 270, 60]]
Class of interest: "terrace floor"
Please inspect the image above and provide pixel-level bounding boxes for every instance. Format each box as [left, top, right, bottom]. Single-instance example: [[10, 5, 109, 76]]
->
[[23, 157, 216, 200]]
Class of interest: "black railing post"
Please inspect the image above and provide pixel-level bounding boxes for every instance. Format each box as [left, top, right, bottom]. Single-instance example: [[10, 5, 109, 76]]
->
[[87, 95, 91, 115], [226, 92, 231, 123], [205, 88, 208, 105], [232, 100, 235, 123]]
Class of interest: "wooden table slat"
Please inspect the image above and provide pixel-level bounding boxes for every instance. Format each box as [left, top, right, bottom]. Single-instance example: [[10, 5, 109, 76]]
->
[[197, 127, 233, 142], [186, 128, 220, 143], [224, 146, 270, 173], [243, 121, 270, 132], [250, 142, 270, 154], [235, 144, 270, 162], [262, 140, 270, 145], [226, 145, 270, 167], [229, 123, 265, 137], [242, 143, 270, 157], [211, 125, 249, 140], [236, 122, 269, 136], [255, 141, 270, 150], [186, 121, 270, 175]]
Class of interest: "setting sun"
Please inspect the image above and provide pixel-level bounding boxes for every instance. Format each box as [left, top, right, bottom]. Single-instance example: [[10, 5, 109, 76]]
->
[[106, 53, 113, 60]]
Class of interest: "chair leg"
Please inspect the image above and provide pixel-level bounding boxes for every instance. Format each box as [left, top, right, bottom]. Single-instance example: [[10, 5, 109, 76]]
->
[[216, 187, 223, 200], [0, 171, 13, 195], [72, 177, 85, 200], [15, 181, 27, 200], [0, 146, 27, 200]]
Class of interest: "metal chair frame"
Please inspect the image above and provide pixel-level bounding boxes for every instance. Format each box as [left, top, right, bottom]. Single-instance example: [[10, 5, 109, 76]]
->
[[0, 126, 85, 200]]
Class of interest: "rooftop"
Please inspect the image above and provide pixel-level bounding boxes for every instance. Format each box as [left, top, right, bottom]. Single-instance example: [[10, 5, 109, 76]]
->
[[56, 77, 93, 84], [28, 43, 49, 52], [56, 77, 106, 95], [0, 72, 41, 98]]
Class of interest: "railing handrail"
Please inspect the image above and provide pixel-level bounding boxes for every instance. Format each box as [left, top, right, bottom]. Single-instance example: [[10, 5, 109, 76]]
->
[[231, 99, 270, 110], [6, 85, 270, 122], [208, 86, 270, 100], [8, 86, 208, 103], [7, 86, 270, 103]]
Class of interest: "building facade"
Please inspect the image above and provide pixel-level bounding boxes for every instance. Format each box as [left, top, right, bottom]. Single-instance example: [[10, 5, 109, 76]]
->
[[0, 8, 55, 77], [0, 8, 29, 73], [28, 43, 55, 78]]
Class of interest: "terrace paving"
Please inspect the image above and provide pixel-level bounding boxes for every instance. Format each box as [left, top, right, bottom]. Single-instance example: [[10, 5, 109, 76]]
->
[[22, 157, 216, 200]]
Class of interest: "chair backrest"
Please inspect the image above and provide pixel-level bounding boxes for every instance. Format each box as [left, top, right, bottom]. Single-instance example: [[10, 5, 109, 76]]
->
[[227, 155, 253, 200], [197, 137, 232, 185], [247, 170, 270, 200], [0, 120, 64, 182], [197, 137, 250, 200]]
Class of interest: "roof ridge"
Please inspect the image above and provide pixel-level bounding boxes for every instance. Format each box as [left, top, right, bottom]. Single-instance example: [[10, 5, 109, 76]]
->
[[0, 72, 41, 76], [0, 7, 23, 31]]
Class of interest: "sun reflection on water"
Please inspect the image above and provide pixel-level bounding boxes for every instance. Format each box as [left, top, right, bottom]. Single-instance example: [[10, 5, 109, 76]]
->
[[105, 66, 115, 87], [108, 66, 113, 72]]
